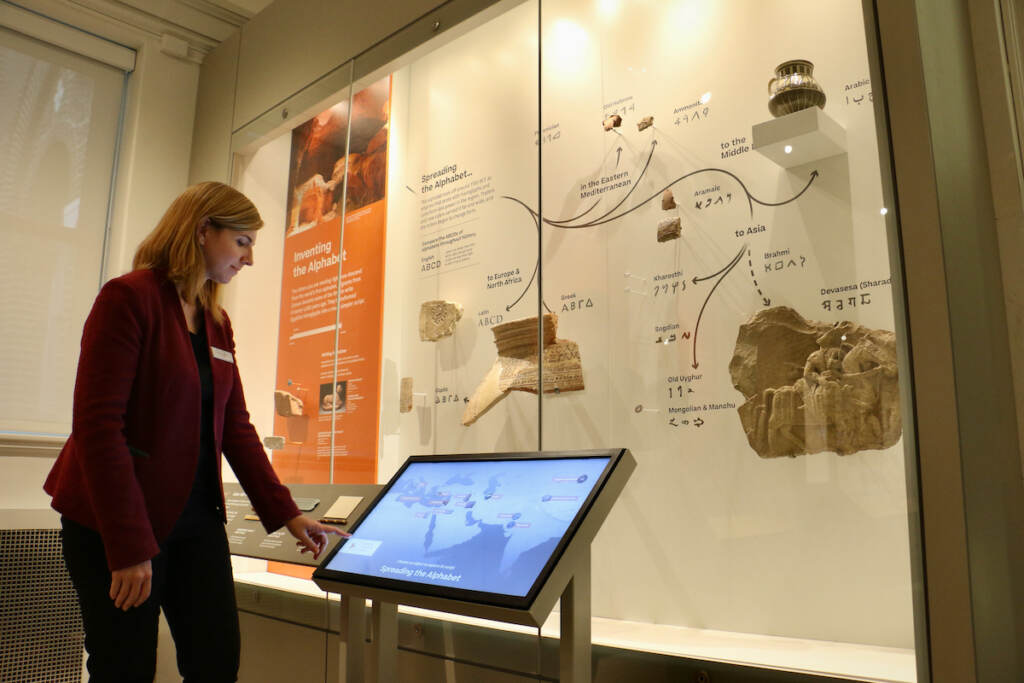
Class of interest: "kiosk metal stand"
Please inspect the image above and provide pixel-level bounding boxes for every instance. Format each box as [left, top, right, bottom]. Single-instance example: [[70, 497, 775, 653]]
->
[[560, 546, 591, 683], [317, 448, 635, 683], [337, 547, 593, 683]]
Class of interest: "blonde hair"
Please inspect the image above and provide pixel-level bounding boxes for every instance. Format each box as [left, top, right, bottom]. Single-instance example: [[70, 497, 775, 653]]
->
[[133, 181, 263, 323]]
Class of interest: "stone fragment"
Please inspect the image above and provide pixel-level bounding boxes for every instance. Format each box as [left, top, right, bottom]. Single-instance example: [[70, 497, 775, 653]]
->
[[637, 115, 654, 131], [399, 377, 413, 413], [729, 306, 901, 458], [274, 390, 304, 417], [661, 189, 677, 210], [603, 114, 623, 131], [657, 217, 681, 242], [462, 314, 584, 426], [419, 300, 464, 341]]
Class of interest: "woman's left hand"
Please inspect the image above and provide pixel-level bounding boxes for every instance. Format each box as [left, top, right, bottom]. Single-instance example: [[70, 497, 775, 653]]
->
[[284, 515, 349, 559]]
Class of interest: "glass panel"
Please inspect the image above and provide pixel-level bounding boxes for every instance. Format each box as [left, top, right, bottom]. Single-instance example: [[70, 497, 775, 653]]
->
[[231, 0, 920, 677], [538, 0, 916, 678], [360, 0, 542, 479], [231, 71, 359, 486], [0, 26, 125, 436], [232, 0, 543, 491]]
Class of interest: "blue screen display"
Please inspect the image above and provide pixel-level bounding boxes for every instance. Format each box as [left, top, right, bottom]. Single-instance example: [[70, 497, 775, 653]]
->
[[323, 457, 611, 597]]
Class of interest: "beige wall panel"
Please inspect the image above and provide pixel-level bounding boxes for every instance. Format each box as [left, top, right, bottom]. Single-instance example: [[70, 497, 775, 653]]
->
[[967, 0, 1024, 481], [233, 0, 443, 130], [874, 1, 974, 680], [190, 31, 241, 184], [916, 0, 1024, 676], [106, 43, 201, 276]]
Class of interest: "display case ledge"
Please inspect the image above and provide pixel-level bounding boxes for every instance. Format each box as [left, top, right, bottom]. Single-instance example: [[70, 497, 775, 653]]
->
[[752, 107, 847, 168], [233, 569, 915, 683]]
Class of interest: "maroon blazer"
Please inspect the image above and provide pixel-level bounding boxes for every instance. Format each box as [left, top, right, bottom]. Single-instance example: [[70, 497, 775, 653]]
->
[[45, 268, 300, 570]]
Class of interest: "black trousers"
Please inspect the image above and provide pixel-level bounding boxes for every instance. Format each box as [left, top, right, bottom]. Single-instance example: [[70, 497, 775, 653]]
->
[[61, 516, 240, 683]]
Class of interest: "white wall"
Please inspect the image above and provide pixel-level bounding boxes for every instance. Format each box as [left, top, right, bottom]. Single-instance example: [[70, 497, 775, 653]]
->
[[0, 458, 55, 508], [106, 40, 201, 276]]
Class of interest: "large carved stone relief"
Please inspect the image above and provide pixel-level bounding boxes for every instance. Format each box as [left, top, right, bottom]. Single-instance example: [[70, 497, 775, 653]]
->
[[729, 306, 901, 458], [462, 313, 584, 425]]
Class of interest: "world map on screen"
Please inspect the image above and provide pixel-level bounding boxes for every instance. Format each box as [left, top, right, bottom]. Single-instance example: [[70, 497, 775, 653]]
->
[[324, 457, 610, 597]]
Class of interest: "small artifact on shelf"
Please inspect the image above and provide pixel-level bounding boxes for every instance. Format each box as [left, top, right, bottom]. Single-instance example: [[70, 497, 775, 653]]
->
[[603, 114, 623, 131], [263, 435, 285, 450], [661, 189, 676, 210], [273, 390, 304, 417], [637, 115, 654, 131], [319, 495, 363, 524], [462, 313, 584, 426], [657, 217, 681, 242], [729, 306, 901, 458], [419, 300, 464, 341], [768, 59, 826, 118], [399, 377, 413, 413]]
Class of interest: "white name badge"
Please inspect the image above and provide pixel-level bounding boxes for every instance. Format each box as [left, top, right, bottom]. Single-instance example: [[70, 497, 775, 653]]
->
[[211, 346, 234, 364]]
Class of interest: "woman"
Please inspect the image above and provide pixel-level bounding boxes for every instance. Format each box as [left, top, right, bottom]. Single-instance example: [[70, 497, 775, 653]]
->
[[44, 181, 342, 682]]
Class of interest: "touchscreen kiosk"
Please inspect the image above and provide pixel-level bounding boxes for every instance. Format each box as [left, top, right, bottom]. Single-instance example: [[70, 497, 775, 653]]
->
[[313, 449, 630, 611]]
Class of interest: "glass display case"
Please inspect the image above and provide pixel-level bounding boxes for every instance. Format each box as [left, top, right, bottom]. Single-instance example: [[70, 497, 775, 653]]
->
[[228, 0, 919, 679]]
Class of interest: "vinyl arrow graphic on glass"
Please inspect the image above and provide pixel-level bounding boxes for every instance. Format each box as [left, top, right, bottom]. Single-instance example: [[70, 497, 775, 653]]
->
[[557, 166, 818, 227], [691, 244, 747, 369], [746, 248, 770, 307], [501, 162, 816, 312], [547, 140, 657, 227]]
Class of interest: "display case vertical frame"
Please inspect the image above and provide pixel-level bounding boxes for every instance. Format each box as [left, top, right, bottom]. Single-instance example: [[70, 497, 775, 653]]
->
[[874, 0, 1024, 681], [860, 2, 931, 681], [535, 0, 544, 450], [329, 59, 357, 483]]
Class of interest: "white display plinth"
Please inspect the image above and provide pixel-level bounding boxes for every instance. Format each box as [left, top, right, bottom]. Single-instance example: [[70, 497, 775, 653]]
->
[[234, 568, 916, 682], [752, 107, 847, 167]]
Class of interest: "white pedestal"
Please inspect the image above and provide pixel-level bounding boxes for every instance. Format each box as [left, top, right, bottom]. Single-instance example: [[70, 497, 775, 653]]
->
[[752, 107, 846, 167]]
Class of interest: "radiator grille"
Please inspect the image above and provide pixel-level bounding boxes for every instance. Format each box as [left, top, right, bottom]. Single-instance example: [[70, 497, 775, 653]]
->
[[0, 528, 83, 682]]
